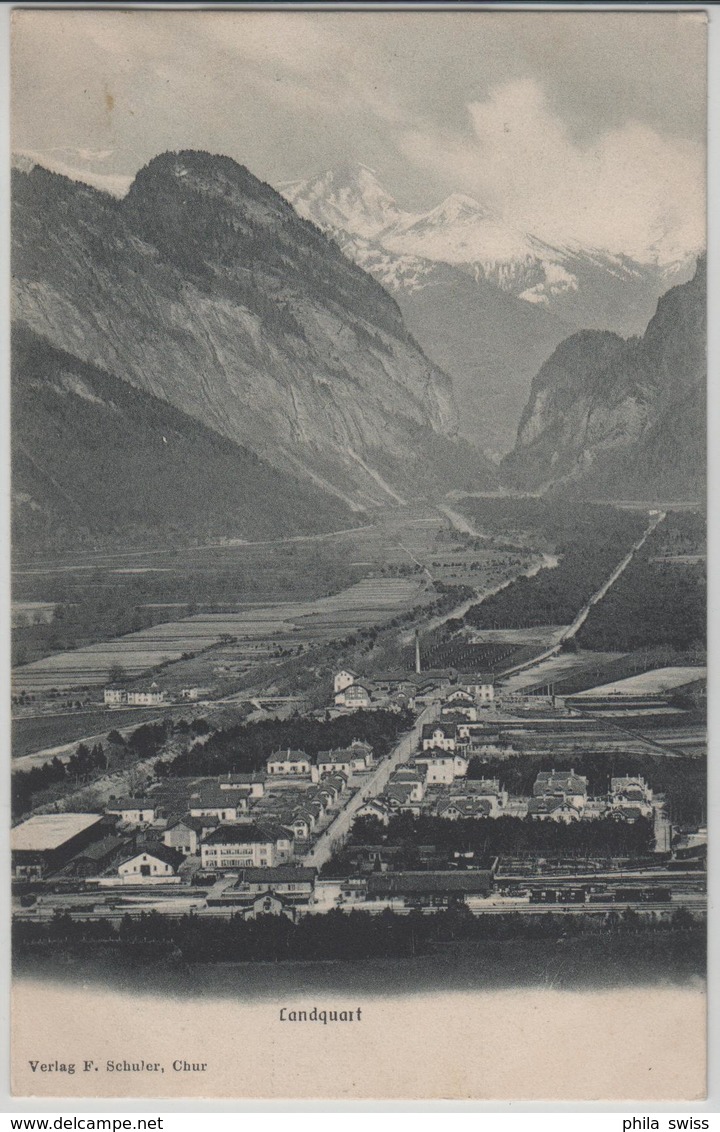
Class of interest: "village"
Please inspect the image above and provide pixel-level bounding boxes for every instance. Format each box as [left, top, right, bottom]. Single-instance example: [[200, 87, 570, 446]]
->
[[11, 654, 706, 928]]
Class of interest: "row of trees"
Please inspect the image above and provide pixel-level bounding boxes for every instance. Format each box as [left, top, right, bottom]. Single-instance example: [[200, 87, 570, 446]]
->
[[11, 717, 188, 819], [13, 904, 703, 966], [156, 708, 415, 779], [346, 812, 656, 863], [11, 743, 108, 818]]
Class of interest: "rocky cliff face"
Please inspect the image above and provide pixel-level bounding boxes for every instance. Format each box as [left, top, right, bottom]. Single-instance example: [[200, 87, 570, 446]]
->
[[12, 326, 358, 552], [501, 258, 706, 500], [13, 151, 495, 513], [282, 165, 696, 455]]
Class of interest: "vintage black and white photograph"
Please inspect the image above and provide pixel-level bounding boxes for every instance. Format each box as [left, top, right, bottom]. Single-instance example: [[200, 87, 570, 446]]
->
[[8, 7, 707, 1100]]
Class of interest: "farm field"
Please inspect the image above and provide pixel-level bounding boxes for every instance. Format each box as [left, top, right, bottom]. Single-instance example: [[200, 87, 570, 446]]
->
[[571, 705, 707, 758], [468, 627, 565, 645], [12, 503, 546, 695], [497, 651, 623, 695], [11, 578, 428, 694], [573, 666, 706, 698], [11, 705, 185, 761], [479, 714, 659, 758]]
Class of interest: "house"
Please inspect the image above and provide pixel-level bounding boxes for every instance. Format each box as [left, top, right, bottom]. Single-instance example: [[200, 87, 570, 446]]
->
[[534, 769, 588, 809], [333, 669, 358, 695], [313, 751, 355, 781], [200, 823, 294, 871], [445, 688, 475, 705], [320, 772, 348, 795], [421, 722, 457, 751], [283, 812, 313, 840], [117, 844, 183, 881], [187, 787, 248, 822], [302, 788, 331, 814], [103, 686, 127, 706], [349, 739, 375, 767], [126, 683, 167, 707], [388, 772, 425, 802], [163, 815, 219, 856], [356, 799, 391, 825], [11, 813, 107, 879], [436, 797, 493, 820], [218, 772, 266, 798], [305, 784, 334, 809], [527, 797, 582, 823], [449, 778, 507, 813], [458, 675, 495, 703], [244, 892, 298, 921], [384, 783, 420, 813], [335, 683, 373, 710], [266, 749, 312, 777], [611, 776, 653, 804], [231, 866, 316, 903], [609, 777, 654, 818], [441, 701, 478, 722], [392, 763, 425, 782], [414, 749, 468, 785], [609, 805, 648, 823], [180, 687, 212, 701], [105, 797, 158, 826]]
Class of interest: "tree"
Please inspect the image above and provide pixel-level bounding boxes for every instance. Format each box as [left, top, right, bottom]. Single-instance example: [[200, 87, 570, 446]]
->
[[108, 664, 127, 685]]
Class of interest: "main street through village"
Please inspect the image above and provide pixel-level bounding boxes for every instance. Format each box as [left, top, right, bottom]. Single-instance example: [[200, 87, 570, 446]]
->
[[302, 703, 438, 870]]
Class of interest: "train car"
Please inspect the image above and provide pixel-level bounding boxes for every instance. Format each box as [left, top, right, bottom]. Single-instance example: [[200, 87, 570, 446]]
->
[[613, 886, 672, 903], [529, 887, 587, 904]]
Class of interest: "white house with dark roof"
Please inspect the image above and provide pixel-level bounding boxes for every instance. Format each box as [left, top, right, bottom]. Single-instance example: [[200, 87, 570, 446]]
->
[[458, 675, 495, 702], [313, 751, 355, 781], [414, 749, 468, 785], [421, 722, 458, 752], [105, 798, 159, 826], [187, 787, 248, 823], [436, 797, 493, 820], [534, 769, 588, 809], [527, 797, 582, 823], [117, 844, 184, 881], [356, 799, 390, 825], [266, 750, 312, 777], [200, 823, 294, 871]]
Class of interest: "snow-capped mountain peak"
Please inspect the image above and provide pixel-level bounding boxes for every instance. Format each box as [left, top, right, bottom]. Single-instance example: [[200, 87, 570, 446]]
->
[[280, 163, 404, 240]]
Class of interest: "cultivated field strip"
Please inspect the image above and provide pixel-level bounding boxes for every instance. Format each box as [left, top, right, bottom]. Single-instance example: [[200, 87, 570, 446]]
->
[[12, 579, 423, 692]]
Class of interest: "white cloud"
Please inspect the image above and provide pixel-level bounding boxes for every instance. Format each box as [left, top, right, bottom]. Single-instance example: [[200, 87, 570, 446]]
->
[[399, 79, 704, 263]]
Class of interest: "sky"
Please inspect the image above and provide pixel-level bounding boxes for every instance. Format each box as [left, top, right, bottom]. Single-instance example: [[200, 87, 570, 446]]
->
[[11, 8, 707, 262]]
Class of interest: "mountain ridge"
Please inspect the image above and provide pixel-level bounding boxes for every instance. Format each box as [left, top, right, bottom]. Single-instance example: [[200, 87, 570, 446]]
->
[[281, 164, 698, 454], [12, 325, 359, 552], [501, 256, 706, 501], [12, 150, 498, 514]]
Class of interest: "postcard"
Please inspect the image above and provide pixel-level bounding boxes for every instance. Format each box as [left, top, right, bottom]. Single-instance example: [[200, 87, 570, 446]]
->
[[9, 6, 707, 1101]]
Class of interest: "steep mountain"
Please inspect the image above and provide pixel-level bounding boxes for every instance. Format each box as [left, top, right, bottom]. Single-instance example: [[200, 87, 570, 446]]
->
[[12, 152, 497, 516], [12, 326, 359, 552], [500, 257, 706, 501], [281, 165, 696, 455]]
